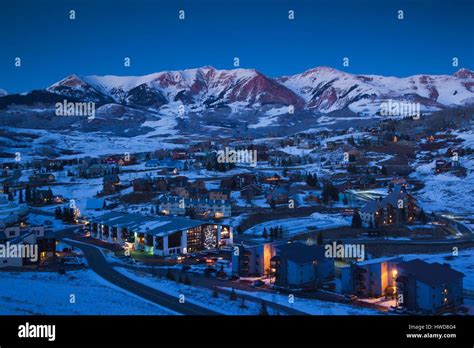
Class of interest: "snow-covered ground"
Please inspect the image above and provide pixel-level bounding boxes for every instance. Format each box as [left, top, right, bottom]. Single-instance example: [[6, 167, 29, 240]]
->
[[114, 267, 282, 315], [244, 212, 351, 237], [412, 161, 474, 214], [225, 288, 380, 315], [0, 270, 176, 315], [411, 130, 474, 214], [27, 213, 71, 231]]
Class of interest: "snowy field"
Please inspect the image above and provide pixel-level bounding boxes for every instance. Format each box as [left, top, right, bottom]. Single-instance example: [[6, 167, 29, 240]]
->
[[0, 270, 176, 315], [225, 288, 380, 315], [244, 212, 351, 237], [115, 267, 283, 315]]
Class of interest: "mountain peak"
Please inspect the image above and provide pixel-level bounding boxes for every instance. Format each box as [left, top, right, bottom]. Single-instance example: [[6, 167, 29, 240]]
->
[[41, 65, 474, 114], [303, 66, 345, 75], [49, 74, 86, 89], [453, 68, 474, 79], [198, 65, 216, 71]]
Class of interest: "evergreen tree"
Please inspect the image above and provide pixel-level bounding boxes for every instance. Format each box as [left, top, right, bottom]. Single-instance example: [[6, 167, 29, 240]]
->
[[166, 268, 175, 281], [31, 189, 37, 204], [262, 227, 268, 239], [54, 206, 62, 219], [46, 188, 53, 203], [239, 296, 247, 309], [18, 190, 23, 204], [259, 301, 269, 315], [342, 195, 349, 205], [269, 198, 276, 209], [230, 288, 237, 301], [317, 231, 323, 245], [212, 287, 219, 298], [351, 211, 362, 228], [418, 208, 428, 224], [322, 182, 339, 203]]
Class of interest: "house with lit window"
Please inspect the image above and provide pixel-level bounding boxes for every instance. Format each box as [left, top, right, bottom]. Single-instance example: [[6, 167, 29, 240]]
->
[[159, 195, 231, 218], [89, 212, 232, 256], [28, 173, 55, 185], [102, 174, 121, 195], [340, 256, 402, 297], [360, 186, 419, 227], [395, 259, 464, 314], [232, 242, 279, 277], [0, 225, 56, 268]]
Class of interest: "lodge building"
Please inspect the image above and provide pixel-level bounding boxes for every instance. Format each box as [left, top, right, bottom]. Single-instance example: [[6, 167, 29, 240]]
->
[[89, 212, 232, 256]]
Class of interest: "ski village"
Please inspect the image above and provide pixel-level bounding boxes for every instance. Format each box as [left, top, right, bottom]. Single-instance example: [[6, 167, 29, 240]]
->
[[1, 66, 474, 316]]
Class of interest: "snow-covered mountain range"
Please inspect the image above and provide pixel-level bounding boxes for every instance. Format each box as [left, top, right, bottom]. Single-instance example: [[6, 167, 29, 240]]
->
[[42, 66, 474, 115], [1, 66, 473, 123]]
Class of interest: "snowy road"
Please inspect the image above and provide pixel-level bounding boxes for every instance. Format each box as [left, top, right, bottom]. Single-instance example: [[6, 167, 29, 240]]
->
[[62, 234, 220, 315]]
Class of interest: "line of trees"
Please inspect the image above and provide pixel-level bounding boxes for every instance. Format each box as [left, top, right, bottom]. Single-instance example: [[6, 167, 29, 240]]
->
[[55, 206, 76, 223], [262, 226, 285, 240]]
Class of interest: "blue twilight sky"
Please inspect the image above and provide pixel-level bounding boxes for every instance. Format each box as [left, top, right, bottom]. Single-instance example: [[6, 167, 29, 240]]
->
[[0, 0, 473, 93]]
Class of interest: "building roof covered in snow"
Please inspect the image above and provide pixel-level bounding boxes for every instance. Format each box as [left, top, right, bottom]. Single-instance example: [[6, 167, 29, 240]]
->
[[90, 211, 206, 237], [276, 242, 326, 264], [397, 259, 464, 286]]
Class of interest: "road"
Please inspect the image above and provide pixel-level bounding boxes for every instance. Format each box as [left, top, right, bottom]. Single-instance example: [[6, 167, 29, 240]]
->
[[63, 235, 219, 315], [60, 230, 309, 315]]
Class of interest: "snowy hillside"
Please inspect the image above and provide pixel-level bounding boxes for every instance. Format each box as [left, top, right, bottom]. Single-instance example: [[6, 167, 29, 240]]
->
[[43, 66, 474, 115], [278, 66, 474, 113], [48, 67, 303, 110]]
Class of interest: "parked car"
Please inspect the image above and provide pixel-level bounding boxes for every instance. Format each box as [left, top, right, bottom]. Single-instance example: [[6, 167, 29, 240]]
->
[[228, 275, 240, 281], [251, 280, 265, 288], [195, 257, 207, 264], [343, 294, 358, 302], [215, 259, 230, 269], [124, 258, 138, 265], [395, 306, 407, 314], [321, 283, 336, 291], [63, 256, 82, 265], [181, 265, 191, 272], [169, 255, 183, 262], [204, 267, 216, 276], [205, 257, 215, 264]]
